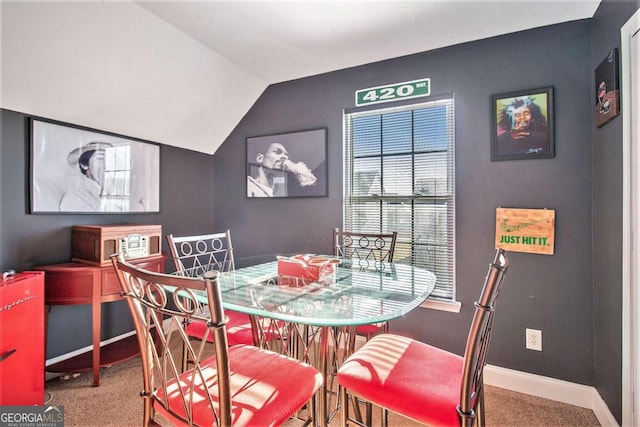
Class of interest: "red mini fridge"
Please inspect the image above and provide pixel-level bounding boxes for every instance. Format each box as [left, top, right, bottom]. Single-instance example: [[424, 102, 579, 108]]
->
[[0, 271, 45, 405]]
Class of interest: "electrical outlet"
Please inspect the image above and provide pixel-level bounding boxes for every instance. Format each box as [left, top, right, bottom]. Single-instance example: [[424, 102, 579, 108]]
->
[[526, 328, 542, 351]]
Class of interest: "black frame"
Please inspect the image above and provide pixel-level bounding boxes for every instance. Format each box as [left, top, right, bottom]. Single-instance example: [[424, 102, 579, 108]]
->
[[595, 48, 620, 128], [491, 87, 555, 161], [246, 128, 328, 198], [30, 117, 160, 214]]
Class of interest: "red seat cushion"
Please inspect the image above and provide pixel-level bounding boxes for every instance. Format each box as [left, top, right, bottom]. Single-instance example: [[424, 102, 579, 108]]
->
[[186, 310, 255, 346], [155, 344, 323, 426], [355, 322, 386, 335], [337, 334, 464, 427], [186, 310, 283, 347]]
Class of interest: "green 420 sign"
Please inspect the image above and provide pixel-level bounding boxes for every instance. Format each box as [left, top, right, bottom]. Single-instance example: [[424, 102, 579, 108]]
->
[[355, 78, 430, 107]]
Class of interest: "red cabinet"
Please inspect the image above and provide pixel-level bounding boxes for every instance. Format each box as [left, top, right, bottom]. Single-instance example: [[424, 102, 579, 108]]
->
[[0, 271, 45, 405]]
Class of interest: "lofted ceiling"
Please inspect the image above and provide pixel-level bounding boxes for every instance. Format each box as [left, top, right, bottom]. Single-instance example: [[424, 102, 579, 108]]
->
[[136, 0, 602, 85], [1, 1, 600, 155]]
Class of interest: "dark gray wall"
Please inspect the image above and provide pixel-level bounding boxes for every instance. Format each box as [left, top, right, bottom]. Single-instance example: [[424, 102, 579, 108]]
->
[[214, 20, 596, 386], [0, 109, 216, 358], [591, 0, 640, 423]]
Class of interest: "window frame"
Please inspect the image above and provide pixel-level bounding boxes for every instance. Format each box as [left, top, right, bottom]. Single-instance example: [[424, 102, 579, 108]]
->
[[343, 96, 457, 308]]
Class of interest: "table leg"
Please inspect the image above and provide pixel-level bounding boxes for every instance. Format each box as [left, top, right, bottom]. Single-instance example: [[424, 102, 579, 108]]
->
[[318, 326, 330, 426]]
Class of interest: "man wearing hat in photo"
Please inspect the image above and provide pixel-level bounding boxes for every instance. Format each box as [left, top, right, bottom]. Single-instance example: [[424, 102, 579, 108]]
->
[[59, 141, 112, 211]]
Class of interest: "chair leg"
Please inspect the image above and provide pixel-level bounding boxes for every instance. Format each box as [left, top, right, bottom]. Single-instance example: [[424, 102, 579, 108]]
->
[[350, 394, 364, 424], [340, 386, 349, 427], [309, 394, 317, 426], [365, 402, 372, 426], [476, 385, 486, 427], [141, 390, 154, 427], [459, 384, 483, 427]]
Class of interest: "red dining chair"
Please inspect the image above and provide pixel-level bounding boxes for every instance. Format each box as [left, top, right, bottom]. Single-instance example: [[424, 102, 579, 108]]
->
[[167, 231, 279, 371], [333, 228, 397, 263], [333, 227, 398, 338], [111, 254, 322, 426], [337, 249, 509, 427], [333, 227, 398, 422]]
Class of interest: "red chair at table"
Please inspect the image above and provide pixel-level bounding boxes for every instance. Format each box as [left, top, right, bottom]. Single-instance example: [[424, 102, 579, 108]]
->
[[332, 227, 398, 340], [167, 230, 281, 371], [111, 254, 322, 426], [337, 249, 509, 427], [333, 227, 398, 423]]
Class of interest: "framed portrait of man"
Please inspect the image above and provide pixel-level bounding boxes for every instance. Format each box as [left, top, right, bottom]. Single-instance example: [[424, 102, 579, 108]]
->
[[30, 118, 160, 213], [491, 87, 555, 161], [246, 128, 328, 198]]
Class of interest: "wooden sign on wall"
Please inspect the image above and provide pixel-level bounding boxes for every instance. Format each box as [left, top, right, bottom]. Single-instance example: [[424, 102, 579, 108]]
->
[[495, 208, 555, 255]]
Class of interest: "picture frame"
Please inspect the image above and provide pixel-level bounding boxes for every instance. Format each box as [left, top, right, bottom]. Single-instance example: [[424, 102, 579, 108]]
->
[[491, 87, 555, 161], [30, 118, 160, 214], [246, 128, 328, 198], [595, 48, 620, 128]]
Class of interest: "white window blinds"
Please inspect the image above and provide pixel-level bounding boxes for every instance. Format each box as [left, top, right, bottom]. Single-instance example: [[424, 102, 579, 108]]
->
[[343, 97, 456, 300]]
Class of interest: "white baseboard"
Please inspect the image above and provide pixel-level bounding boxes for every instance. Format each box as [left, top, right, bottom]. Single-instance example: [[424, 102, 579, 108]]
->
[[45, 330, 137, 380], [485, 364, 619, 427]]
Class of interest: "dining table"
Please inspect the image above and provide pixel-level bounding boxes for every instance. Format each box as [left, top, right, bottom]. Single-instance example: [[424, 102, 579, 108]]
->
[[189, 254, 437, 426]]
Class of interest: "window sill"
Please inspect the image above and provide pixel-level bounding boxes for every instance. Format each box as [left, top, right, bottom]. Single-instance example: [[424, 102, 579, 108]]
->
[[420, 298, 462, 313]]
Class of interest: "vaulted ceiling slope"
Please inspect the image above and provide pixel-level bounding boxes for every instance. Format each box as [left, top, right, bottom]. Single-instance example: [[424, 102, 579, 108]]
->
[[1, 1, 600, 155]]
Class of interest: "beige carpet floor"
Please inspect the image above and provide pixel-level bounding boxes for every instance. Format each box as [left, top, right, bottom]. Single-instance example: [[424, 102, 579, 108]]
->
[[45, 354, 601, 427]]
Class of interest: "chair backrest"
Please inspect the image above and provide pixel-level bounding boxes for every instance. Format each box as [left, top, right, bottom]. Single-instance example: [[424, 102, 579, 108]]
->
[[333, 227, 398, 262], [457, 248, 509, 425], [167, 230, 235, 277], [110, 254, 232, 426]]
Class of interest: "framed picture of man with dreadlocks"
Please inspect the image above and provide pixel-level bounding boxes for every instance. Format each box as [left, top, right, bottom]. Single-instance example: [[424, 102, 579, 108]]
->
[[491, 87, 555, 161]]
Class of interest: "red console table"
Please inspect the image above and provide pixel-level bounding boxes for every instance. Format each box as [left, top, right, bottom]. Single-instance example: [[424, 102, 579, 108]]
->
[[0, 271, 45, 405], [36, 255, 166, 387]]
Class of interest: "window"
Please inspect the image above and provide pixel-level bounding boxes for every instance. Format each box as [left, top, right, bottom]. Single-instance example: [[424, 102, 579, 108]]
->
[[343, 97, 455, 300], [102, 145, 132, 211]]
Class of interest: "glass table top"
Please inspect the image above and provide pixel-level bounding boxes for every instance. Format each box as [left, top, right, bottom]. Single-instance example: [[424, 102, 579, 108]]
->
[[206, 254, 437, 327]]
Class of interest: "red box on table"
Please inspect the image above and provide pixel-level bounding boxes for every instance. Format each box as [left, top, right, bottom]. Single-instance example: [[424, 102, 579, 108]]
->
[[277, 255, 336, 287]]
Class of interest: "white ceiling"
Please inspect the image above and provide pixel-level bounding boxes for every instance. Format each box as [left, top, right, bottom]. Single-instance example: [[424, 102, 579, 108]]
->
[[1, 1, 600, 155], [137, 0, 602, 84]]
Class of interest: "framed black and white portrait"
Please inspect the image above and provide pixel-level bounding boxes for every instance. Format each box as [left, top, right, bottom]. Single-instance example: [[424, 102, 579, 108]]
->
[[491, 87, 555, 161], [246, 128, 328, 198], [30, 118, 160, 213]]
